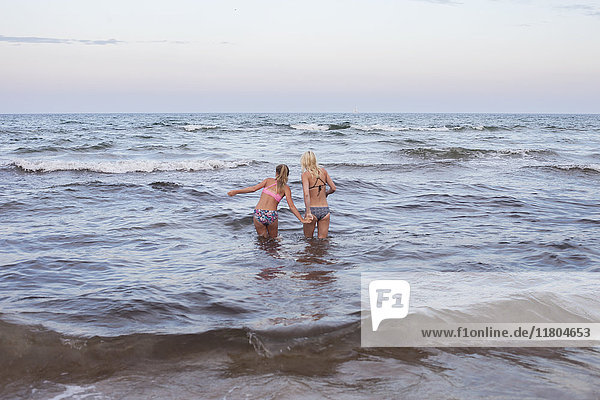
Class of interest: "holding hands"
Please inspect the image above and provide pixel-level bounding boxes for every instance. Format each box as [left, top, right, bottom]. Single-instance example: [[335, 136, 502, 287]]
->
[[302, 213, 315, 224]]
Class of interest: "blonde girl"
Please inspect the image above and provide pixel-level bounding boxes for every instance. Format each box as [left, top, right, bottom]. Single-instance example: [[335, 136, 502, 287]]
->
[[300, 151, 336, 238]]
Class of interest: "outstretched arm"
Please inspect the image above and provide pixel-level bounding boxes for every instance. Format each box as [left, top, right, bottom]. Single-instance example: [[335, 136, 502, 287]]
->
[[285, 186, 312, 224], [324, 169, 336, 197], [228, 179, 267, 196], [301, 172, 313, 219]]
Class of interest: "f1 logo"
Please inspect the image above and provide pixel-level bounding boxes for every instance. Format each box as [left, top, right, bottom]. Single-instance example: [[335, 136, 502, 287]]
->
[[369, 280, 411, 331]]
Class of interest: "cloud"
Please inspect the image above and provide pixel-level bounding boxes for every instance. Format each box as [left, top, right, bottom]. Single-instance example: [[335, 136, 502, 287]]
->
[[0, 35, 122, 45], [558, 4, 600, 16], [0, 35, 190, 46], [76, 39, 122, 45]]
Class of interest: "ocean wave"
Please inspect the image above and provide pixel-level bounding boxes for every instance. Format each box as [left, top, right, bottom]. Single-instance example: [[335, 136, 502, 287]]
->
[[0, 318, 358, 384], [183, 124, 219, 132], [537, 164, 600, 174], [12, 141, 114, 154], [492, 148, 557, 158], [149, 181, 182, 191], [127, 144, 189, 151], [542, 125, 588, 132], [70, 141, 114, 151], [0, 199, 27, 211], [350, 124, 402, 132], [290, 123, 351, 131], [399, 125, 512, 132], [449, 124, 514, 132], [398, 147, 557, 160], [11, 159, 252, 173], [325, 162, 412, 171], [143, 121, 177, 128], [291, 123, 517, 133], [13, 145, 62, 154]]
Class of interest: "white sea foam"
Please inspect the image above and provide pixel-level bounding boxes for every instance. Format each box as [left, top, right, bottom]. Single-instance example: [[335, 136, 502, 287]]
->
[[290, 123, 330, 131], [183, 124, 218, 132], [290, 123, 492, 132], [47, 384, 97, 400], [399, 125, 491, 132], [13, 159, 251, 173], [351, 124, 399, 132], [387, 126, 453, 132], [411, 127, 452, 132]]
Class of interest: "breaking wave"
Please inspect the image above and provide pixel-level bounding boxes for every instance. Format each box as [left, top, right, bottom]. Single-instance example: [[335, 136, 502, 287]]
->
[[397, 147, 557, 160], [11, 159, 252, 173], [290, 123, 517, 132], [0, 317, 358, 384], [535, 164, 600, 174], [289, 123, 351, 131], [183, 125, 219, 132]]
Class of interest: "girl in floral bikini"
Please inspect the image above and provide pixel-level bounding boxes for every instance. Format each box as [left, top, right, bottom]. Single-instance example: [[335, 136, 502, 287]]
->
[[228, 164, 312, 238]]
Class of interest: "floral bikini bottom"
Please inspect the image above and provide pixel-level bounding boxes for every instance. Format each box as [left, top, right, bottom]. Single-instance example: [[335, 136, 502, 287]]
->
[[254, 209, 278, 226]]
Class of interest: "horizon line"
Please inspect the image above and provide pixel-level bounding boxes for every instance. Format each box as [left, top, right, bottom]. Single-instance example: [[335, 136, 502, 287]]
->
[[2, 111, 600, 116]]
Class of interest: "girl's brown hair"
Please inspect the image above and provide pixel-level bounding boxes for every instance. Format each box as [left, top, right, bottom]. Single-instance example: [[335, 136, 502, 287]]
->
[[275, 164, 289, 194]]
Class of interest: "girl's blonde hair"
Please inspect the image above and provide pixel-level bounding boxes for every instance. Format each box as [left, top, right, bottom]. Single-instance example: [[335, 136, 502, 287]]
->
[[275, 164, 289, 194], [300, 151, 320, 178]]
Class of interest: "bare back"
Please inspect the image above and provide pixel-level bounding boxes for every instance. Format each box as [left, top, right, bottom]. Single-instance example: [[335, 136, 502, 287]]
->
[[255, 178, 285, 210], [302, 168, 330, 207]]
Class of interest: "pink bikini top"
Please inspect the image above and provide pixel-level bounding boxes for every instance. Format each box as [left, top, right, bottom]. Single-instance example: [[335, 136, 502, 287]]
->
[[262, 183, 283, 203]]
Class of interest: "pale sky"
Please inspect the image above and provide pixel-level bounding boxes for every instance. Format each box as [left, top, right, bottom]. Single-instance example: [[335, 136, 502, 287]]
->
[[1, 0, 599, 113]]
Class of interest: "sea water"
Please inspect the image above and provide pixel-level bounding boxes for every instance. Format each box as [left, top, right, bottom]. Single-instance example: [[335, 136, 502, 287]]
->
[[1, 113, 599, 398]]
